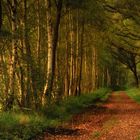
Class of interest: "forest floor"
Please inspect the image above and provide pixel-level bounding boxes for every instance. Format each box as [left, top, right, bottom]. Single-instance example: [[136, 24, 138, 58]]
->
[[40, 92, 140, 140]]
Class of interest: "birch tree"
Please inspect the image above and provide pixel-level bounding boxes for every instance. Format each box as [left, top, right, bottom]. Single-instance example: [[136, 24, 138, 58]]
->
[[43, 0, 63, 104]]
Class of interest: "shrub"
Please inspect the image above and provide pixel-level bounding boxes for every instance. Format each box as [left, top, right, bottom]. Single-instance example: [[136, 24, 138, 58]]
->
[[0, 88, 111, 140], [45, 88, 111, 119], [126, 88, 140, 103]]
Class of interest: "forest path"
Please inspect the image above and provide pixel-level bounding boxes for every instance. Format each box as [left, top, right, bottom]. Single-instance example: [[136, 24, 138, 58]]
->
[[42, 92, 140, 140]]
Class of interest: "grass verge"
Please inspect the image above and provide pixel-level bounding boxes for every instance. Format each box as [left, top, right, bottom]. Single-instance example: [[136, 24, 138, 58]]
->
[[126, 88, 140, 140], [0, 88, 111, 140], [126, 88, 140, 103]]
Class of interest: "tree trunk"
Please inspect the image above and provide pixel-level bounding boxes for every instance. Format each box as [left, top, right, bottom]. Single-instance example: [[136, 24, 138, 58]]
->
[[37, 0, 41, 67], [0, 0, 2, 30], [132, 62, 139, 87], [74, 8, 79, 96], [43, 0, 63, 105], [64, 10, 70, 97], [24, 0, 38, 109], [6, 0, 18, 110], [94, 47, 98, 89], [77, 20, 85, 96], [69, 9, 75, 96]]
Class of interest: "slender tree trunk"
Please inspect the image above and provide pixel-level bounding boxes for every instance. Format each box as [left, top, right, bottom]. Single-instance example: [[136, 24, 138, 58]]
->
[[77, 20, 85, 96], [0, 0, 2, 30], [84, 44, 87, 92], [94, 47, 98, 89], [43, 0, 53, 104], [36, 0, 42, 107], [74, 9, 79, 96], [64, 10, 70, 97], [24, 0, 33, 107], [37, 0, 41, 77], [6, 0, 18, 110], [104, 67, 108, 87], [69, 9, 75, 96], [128, 54, 139, 88], [18, 62, 25, 107], [1, 53, 9, 106], [132, 62, 139, 87], [64, 42, 69, 97], [37, 0, 41, 66], [43, 0, 63, 105], [24, 0, 38, 109]]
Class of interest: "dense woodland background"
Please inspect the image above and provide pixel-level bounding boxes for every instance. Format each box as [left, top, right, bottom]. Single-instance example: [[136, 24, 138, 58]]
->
[[0, 0, 140, 111]]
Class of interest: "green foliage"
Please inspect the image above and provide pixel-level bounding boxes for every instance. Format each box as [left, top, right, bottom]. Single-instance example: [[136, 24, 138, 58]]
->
[[45, 88, 111, 120], [0, 112, 49, 140], [0, 88, 110, 140], [126, 88, 140, 103]]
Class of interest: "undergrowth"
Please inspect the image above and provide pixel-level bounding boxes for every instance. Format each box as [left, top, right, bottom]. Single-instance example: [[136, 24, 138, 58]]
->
[[0, 88, 111, 140], [45, 88, 111, 120], [0, 112, 58, 140], [126, 88, 140, 103]]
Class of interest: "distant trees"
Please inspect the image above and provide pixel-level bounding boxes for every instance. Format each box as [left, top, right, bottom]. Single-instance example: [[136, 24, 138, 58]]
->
[[110, 41, 139, 87], [104, 0, 140, 87]]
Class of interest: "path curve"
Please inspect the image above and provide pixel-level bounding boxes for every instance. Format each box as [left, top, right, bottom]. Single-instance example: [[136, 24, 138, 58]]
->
[[41, 92, 140, 140]]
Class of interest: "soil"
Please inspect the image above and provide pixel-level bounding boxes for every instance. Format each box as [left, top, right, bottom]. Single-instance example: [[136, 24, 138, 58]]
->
[[39, 92, 140, 140]]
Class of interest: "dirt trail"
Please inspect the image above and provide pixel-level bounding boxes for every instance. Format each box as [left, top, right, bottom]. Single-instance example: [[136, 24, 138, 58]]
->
[[42, 92, 140, 140]]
